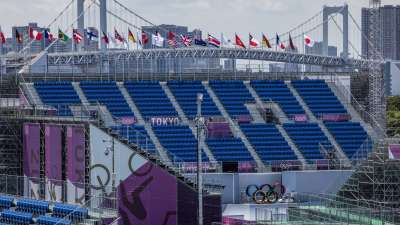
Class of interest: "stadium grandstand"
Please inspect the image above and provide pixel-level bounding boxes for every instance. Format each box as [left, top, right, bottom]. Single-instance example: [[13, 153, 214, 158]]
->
[[0, 0, 399, 224]]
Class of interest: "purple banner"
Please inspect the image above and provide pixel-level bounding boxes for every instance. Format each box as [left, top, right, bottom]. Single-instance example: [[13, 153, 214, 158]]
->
[[23, 123, 40, 178], [66, 125, 86, 204], [293, 114, 308, 122], [118, 162, 177, 225], [23, 123, 41, 199], [45, 124, 63, 201], [389, 144, 400, 160], [322, 114, 351, 122], [207, 122, 232, 138]]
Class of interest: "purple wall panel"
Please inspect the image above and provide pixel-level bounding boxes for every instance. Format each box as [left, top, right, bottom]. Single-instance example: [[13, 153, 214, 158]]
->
[[66, 125, 86, 204], [23, 123, 40, 178], [45, 124, 62, 180], [45, 124, 63, 201], [118, 162, 177, 225]]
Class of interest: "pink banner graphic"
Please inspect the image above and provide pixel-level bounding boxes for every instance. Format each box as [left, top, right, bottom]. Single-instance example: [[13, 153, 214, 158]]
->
[[45, 124, 63, 202], [23, 123, 41, 199], [66, 125, 86, 204]]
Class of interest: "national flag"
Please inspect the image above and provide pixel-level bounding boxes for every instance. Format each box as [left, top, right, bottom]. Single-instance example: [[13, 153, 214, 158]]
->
[[167, 31, 177, 47], [0, 32, 5, 44], [29, 27, 35, 39], [289, 34, 296, 50], [152, 31, 164, 47], [194, 39, 207, 47], [141, 31, 149, 45], [221, 34, 234, 48], [235, 34, 246, 49], [44, 30, 54, 42], [304, 34, 315, 47], [114, 29, 124, 43], [276, 33, 285, 49], [101, 31, 109, 44], [58, 29, 70, 42], [249, 33, 259, 47], [128, 29, 136, 43], [16, 30, 23, 43], [34, 31, 43, 41], [262, 34, 272, 48], [109, 32, 117, 45], [180, 35, 192, 47], [87, 30, 98, 41], [207, 34, 221, 48], [73, 29, 83, 43]]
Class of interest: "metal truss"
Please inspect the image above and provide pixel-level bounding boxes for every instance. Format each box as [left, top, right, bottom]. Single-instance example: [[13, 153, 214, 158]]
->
[[46, 48, 373, 69]]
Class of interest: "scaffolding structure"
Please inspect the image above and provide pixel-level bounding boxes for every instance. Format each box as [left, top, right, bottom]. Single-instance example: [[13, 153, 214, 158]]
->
[[337, 139, 400, 212]]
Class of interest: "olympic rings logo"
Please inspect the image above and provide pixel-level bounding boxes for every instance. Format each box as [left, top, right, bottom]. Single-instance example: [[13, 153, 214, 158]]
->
[[245, 183, 286, 204]]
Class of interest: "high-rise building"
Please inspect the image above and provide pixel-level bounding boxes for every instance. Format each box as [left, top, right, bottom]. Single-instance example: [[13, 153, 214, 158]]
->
[[12, 23, 48, 53], [362, 5, 400, 60], [305, 41, 338, 72]]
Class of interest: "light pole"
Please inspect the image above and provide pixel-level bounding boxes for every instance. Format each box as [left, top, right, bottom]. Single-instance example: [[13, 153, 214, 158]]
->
[[195, 93, 204, 225]]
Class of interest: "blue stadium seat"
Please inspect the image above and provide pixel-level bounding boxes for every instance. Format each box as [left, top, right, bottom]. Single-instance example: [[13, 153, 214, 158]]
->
[[34, 81, 81, 116], [283, 123, 332, 160], [206, 137, 253, 162], [0, 195, 13, 209], [168, 80, 220, 118], [124, 81, 177, 119], [208, 80, 253, 118], [80, 81, 134, 118], [153, 125, 208, 162], [241, 123, 298, 162], [1, 209, 32, 225], [16, 198, 49, 215], [37, 215, 71, 225], [53, 203, 88, 222], [324, 122, 371, 159], [250, 80, 305, 117], [291, 80, 347, 116]]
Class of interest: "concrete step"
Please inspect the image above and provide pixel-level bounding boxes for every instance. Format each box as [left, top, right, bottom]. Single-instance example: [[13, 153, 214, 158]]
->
[[116, 82, 145, 125], [276, 124, 307, 166], [21, 83, 42, 106], [72, 82, 90, 106]]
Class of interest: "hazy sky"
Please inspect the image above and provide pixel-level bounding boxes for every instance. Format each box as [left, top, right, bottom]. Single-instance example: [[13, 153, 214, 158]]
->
[[0, 0, 398, 51]]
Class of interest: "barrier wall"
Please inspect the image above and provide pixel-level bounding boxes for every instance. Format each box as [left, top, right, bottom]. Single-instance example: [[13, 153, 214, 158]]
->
[[44, 124, 63, 201], [23, 123, 41, 199], [66, 125, 86, 204]]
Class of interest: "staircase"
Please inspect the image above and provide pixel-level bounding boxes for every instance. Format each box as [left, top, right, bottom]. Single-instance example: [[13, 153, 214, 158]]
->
[[287, 81, 316, 122], [20, 83, 43, 106], [116, 82, 171, 164], [160, 82, 217, 163], [97, 106, 116, 127], [72, 82, 90, 106], [116, 82, 145, 125], [245, 103, 265, 123], [337, 139, 400, 210], [203, 81, 265, 169], [287, 81, 350, 163], [276, 124, 307, 166], [327, 81, 379, 141]]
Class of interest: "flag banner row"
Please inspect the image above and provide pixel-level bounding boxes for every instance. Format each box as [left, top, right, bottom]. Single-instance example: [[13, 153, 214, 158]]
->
[[1, 26, 316, 51]]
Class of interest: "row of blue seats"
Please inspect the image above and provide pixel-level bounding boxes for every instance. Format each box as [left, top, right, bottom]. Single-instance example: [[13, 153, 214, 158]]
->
[[283, 123, 331, 160], [153, 125, 208, 162], [1, 210, 32, 225], [209, 81, 252, 117], [206, 138, 253, 162], [34, 82, 80, 117], [125, 82, 178, 118], [250, 80, 305, 117], [53, 203, 88, 221], [16, 198, 48, 214], [168, 81, 220, 118], [241, 124, 297, 162]]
